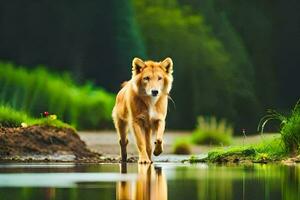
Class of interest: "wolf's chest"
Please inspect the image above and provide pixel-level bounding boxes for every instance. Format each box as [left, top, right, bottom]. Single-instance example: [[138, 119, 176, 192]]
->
[[148, 106, 158, 120]]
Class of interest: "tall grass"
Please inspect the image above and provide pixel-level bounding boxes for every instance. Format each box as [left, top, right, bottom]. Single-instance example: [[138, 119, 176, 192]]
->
[[258, 99, 300, 155], [192, 116, 233, 145], [0, 62, 115, 129]]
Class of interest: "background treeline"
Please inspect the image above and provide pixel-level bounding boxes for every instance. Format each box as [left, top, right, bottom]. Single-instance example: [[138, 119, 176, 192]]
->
[[0, 0, 299, 132]]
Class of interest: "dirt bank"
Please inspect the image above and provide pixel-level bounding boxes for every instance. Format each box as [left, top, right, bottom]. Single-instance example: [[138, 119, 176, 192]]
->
[[0, 126, 102, 162]]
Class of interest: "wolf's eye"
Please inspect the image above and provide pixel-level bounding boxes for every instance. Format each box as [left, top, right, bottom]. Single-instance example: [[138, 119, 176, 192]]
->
[[143, 76, 150, 81], [158, 76, 162, 81]]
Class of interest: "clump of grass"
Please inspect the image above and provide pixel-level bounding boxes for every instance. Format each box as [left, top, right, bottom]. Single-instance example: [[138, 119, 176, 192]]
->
[[191, 116, 233, 146], [0, 105, 72, 129], [0, 61, 115, 129], [188, 101, 300, 164], [0, 105, 30, 127], [173, 138, 192, 155], [197, 137, 287, 163], [258, 99, 300, 155]]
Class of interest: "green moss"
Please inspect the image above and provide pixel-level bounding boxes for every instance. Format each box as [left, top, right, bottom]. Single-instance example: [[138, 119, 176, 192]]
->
[[30, 118, 73, 129], [206, 146, 256, 163]]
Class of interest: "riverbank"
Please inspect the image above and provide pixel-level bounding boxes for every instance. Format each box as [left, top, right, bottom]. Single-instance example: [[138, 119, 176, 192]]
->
[[2, 126, 297, 164], [0, 126, 103, 163]]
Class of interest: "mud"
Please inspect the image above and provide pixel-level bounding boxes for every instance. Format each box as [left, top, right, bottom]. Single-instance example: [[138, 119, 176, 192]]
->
[[0, 126, 102, 162]]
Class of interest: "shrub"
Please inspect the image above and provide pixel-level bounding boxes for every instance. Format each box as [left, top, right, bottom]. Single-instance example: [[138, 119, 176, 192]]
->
[[191, 116, 233, 145], [258, 99, 300, 155], [173, 138, 192, 155], [0, 62, 115, 129]]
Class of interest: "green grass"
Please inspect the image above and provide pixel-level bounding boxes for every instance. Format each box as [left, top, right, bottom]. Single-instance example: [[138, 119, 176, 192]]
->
[[191, 116, 233, 145], [191, 136, 288, 163], [0, 61, 115, 129], [173, 138, 192, 155], [0, 105, 30, 127], [0, 105, 72, 129], [258, 99, 300, 155], [192, 100, 300, 164]]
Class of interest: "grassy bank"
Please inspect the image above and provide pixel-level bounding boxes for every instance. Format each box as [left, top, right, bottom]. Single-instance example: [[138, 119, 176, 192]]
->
[[0, 105, 72, 129], [194, 137, 287, 163], [188, 100, 300, 164], [0, 62, 115, 129]]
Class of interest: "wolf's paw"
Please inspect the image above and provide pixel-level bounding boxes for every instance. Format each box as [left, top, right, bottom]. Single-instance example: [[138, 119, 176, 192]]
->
[[153, 139, 163, 156], [138, 159, 152, 164], [138, 156, 151, 164]]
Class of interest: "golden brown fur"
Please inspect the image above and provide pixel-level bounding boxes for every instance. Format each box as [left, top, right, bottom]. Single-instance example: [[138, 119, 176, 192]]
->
[[112, 57, 173, 164], [116, 164, 167, 199]]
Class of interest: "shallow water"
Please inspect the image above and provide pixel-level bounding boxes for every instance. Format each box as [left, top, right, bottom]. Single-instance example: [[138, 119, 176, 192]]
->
[[0, 162, 299, 200]]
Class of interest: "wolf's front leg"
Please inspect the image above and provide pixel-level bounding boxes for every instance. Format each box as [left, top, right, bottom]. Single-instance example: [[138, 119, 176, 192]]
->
[[145, 128, 153, 162], [153, 120, 165, 156], [132, 122, 151, 164]]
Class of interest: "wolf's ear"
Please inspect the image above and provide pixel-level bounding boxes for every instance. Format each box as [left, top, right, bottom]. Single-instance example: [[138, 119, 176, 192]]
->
[[132, 57, 145, 76], [161, 57, 173, 74]]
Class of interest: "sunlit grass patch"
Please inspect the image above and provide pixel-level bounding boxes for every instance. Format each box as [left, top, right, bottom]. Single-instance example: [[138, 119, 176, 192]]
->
[[0, 105, 72, 129], [191, 116, 233, 146], [190, 136, 288, 163], [0, 105, 30, 127]]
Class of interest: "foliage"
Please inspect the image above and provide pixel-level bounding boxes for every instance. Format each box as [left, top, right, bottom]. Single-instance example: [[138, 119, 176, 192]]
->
[[191, 116, 233, 145], [0, 105, 72, 129], [173, 138, 192, 155], [0, 0, 298, 131], [0, 62, 115, 129], [258, 100, 300, 155], [0, 0, 146, 91], [133, 0, 260, 131]]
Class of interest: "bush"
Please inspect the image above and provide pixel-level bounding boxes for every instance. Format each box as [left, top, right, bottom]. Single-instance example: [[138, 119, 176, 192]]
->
[[0, 62, 115, 129], [192, 116, 233, 145], [173, 138, 192, 155], [0, 105, 71, 129], [258, 100, 300, 155]]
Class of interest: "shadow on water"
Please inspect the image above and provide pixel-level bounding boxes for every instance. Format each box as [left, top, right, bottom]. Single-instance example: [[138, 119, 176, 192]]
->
[[0, 162, 299, 200]]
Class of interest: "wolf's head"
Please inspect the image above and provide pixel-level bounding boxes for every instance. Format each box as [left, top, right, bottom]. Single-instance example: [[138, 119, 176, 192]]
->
[[131, 57, 173, 98]]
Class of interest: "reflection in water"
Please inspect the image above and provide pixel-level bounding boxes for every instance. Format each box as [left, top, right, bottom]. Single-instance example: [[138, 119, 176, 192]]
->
[[117, 163, 167, 200], [168, 164, 300, 200], [0, 163, 299, 200]]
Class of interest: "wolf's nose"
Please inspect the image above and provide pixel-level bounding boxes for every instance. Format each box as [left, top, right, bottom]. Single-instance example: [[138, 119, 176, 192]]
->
[[151, 90, 159, 97]]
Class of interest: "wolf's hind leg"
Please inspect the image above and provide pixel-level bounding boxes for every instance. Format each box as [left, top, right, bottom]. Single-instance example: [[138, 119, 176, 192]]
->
[[114, 118, 128, 162]]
